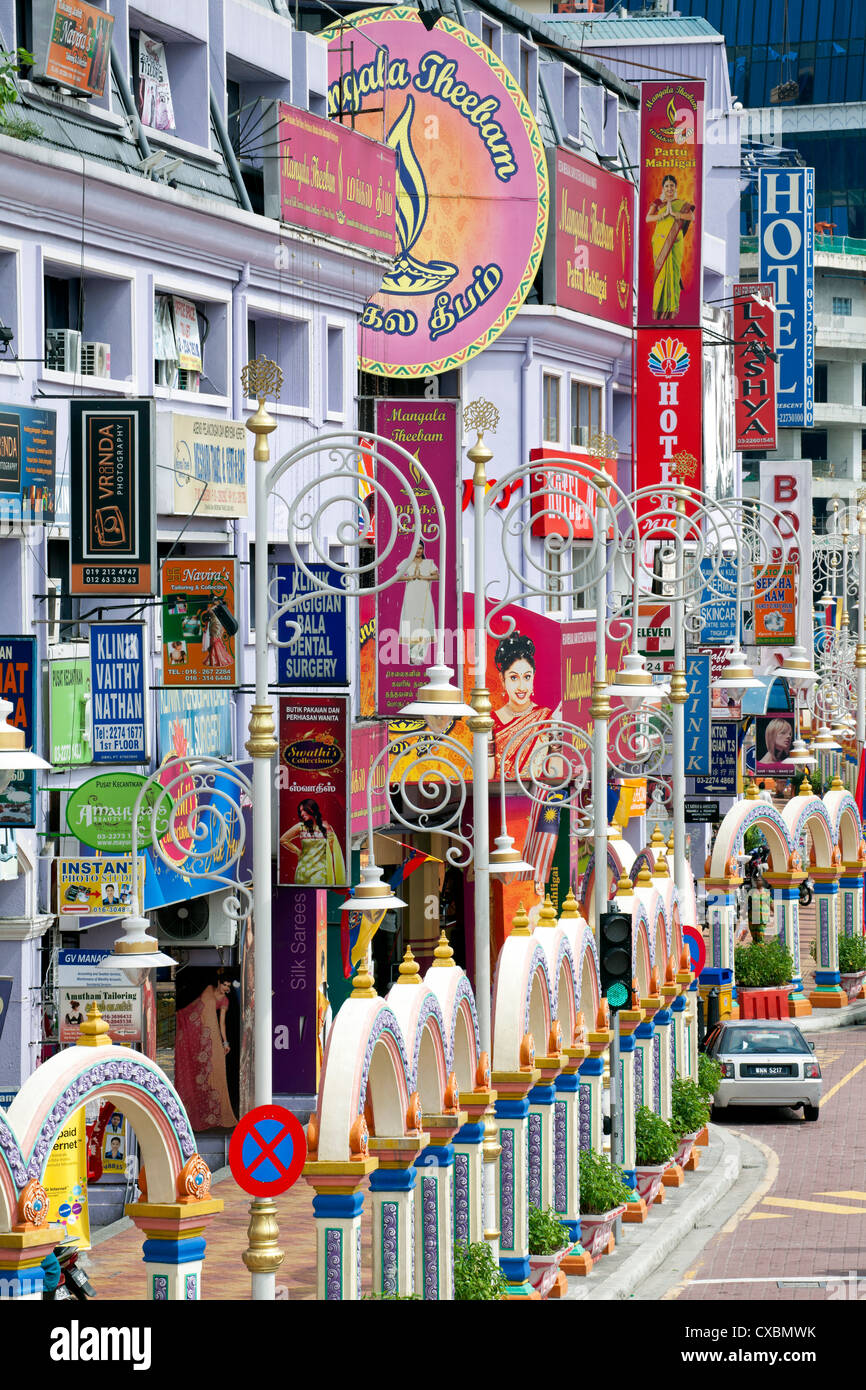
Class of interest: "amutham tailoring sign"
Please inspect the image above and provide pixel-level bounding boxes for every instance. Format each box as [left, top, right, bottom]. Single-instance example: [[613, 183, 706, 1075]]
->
[[69, 400, 155, 595], [88, 623, 147, 763], [275, 564, 348, 686]]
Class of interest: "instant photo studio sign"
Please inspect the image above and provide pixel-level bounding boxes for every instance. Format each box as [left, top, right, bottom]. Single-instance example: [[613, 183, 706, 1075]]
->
[[275, 564, 348, 686], [88, 623, 147, 763], [69, 400, 156, 595]]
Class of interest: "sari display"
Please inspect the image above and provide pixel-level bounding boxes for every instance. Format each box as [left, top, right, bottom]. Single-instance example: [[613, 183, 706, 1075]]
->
[[491, 705, 553, 780], [174, 984, 237, 1131], [288, 825, 346, 886], [650, 198, 694, 320]]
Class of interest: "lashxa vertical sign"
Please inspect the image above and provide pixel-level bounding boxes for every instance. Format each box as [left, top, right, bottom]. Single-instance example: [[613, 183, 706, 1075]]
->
[[759, 168, 814, 428], [89, 623, 147, 763]]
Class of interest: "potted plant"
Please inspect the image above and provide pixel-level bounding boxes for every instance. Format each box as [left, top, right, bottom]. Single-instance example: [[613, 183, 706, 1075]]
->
[[453, 1240, 509, 1301], [837, 931, 866, 1002], [670, 1077, 711, 1168], [634, 1105, 677, 1206], [578, 1149, 634, 1258], [733, 938, 794, 1019], [527, 1204, 575, 1297], [696, 1053, 722, 1145]]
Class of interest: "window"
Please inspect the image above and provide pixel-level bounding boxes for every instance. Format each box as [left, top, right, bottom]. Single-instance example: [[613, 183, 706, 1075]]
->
[[544, 544, 565, 615], [43, 265, 132, 382], [129, 23, 209, 148], [543, 373, 561, 443], [481, 21, 499, 53], [154, 292, 227, 397], [520, 45, 531, 98], [326, 326, 344, 417], [862, 362, 866, 407], [247, 310, 310, 410], [814, 362, 828, 403], [47, 539, 82, 644], [0, 248, 19, 358], [571, 381, 602, 449], [800, 430, 828, 462], [832, 296, 853, 317]]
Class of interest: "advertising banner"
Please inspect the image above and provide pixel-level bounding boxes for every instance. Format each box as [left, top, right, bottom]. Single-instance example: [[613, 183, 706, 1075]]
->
[[545, 147, 633, 328], [733, 283, 777, 451], [278, 696, 349, 887], [58, 948, 142, 1047], [172, 297, 202, 372], [275, 102, 396, 256], [635, 327, 703, 506], [276, 563, 348, 686], [528, 448, 611, 540], [158, 689, 233, 759], [88, 622, 147, 763], [137, 31, 175, 132], [684, 651, 712, 777], [48, 657, 92, 766], [759, 459, 812, 656], [42, 1109, 90, 1249], [700, 646, 742, 720], [637, 80, 704, 327], [322, 9, 548, 378], [64, 772, 169, 853], [759, 168, 814, 428], [142, 762, 252, 912], [100, 1112, 133, 1179], [350, 722, 389, 836], [57, 858, 144, 916], [755, 711, 797, 775], [684, 797, 719, 824], [754, 561, 797, 646], [166, 414, 248, 519], [43, 0, 113, 98], [69, 399, 155, 595], [162, 558, 239, 687], [561, 616, 631, 731], [0, 405, 57, 524], [698, 557, 738, 647], [375, 399, 460, 714], [272, 887, 328, 1096], [694, 719, 739, 796], [0, 637, 37, 827], [174, 967, 241, 1130]]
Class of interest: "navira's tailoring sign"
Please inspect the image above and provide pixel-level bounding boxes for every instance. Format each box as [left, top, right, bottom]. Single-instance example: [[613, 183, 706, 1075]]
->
[[276, 564, 348, 686], [69, 400, 155, 594], [546, 147, 633, 329]]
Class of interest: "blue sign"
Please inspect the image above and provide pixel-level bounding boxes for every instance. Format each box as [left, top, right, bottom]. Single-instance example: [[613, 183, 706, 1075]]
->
[[0, 636, 37, 827], [276, 563, 348, 686], [0, 1090, 17, 1108], [685, 652, 712, 777], [142, 761, 252, 911], [759, 167, 814, 428], [89, 622, 147, 763], [699, 557, 738, 647], [0, 405, 57, 523], [694, 720, 739, 797], [158, 688, 233, 759]]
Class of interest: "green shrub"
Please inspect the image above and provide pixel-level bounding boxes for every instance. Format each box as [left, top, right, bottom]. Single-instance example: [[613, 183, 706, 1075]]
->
[[697, 1051, 722, 1102], [453, 1240, 509, 1300], [528, 1203, 570, 1255], [670, 1077, 710, 1137], [578, 1148, 635, 1214], [634, 1105, 678, 1165], [734, 938, 793, 987], [743, 826, 766, 853], [838, 932, 866, 974], [363, 1291, 421, 1300]]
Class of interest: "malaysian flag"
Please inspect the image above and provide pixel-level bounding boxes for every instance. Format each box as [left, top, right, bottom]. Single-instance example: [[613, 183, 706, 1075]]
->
[[519, 788, 568, 886]]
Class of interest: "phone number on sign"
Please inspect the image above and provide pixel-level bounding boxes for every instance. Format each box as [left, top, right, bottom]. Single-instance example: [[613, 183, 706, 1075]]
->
[[95, 727, 144, 751]]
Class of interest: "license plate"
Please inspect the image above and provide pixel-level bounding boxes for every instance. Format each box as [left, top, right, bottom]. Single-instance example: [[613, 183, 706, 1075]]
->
[[744, 1065, 792, 1077]]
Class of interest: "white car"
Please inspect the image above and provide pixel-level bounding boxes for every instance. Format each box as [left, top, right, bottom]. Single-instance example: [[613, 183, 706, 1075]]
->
[[704, 1020, 822, 1120]]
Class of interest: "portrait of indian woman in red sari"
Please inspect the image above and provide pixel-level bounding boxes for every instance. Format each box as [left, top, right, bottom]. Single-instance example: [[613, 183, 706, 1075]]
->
[[488, 632, 559, 780]]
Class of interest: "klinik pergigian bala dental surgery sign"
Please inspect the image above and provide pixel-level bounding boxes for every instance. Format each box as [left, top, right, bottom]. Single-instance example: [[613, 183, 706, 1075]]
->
[[322, 7, 549, 378]]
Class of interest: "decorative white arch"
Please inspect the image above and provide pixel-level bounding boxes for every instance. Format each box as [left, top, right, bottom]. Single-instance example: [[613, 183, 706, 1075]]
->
[[709, 800, 797, 879], [782, 794, 836, 868]]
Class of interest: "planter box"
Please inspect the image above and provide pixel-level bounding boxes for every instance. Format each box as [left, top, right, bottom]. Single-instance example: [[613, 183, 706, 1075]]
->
[[840, 971, 866, 1003], [528, 1242, 576, 1299], [736, 985, 791, 1020], [674, 1130, 701, 1169], [634, 1162, 670, 1208], [578, 1206, 626, 1259]]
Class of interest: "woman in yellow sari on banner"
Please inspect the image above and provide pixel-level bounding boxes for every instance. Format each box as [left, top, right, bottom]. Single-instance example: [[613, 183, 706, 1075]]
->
[[280, 797, 346, 885], [645, 173, 696, 320]]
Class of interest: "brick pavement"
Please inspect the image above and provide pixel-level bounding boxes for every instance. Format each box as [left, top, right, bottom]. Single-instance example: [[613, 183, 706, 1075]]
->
[[676, 1025, 866, 1301]]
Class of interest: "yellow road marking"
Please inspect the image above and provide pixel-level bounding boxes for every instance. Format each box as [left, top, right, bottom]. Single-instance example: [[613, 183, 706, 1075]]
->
[[762, 1196, 866, 1216], [819, 1057, 866, 1108], [746, 1211, 790, 1220], [816, 1191, 866, 1201]]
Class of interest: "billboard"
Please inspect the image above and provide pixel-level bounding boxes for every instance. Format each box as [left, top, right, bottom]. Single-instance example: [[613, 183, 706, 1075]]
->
[[272, 888, 328, 1096], [528, 448, 611, 540], [545, 147, 633, 328], [48, 657, 92, 767], [375, 399, 460, 715], [57, 858, 144, 915], [350, 722, 389, 836], [162, 413, 248, 519], [635, 327, 702, 505], [161, 558, 239, 687], [276, 563, 348, 686], [637, 80, 704, 327], [42, 0, 113, 98], [64, 772, 169, 852], [278, 696, 349, 887], [157, 689, 233, 759], [759, 460, 811, 656], [322, 8, 548, 378], [759, 168, 814, 428], [753, 562, 796, 647], [58, 948, 141, 1047], [0, 637, 37, 827], [733, 283, 777, 452], [0, 406, 57, 523], [69, 400, 155, 594], [698, 557, 738, 647], [754, 712, 797, 776], [88, 622, 147, 763]]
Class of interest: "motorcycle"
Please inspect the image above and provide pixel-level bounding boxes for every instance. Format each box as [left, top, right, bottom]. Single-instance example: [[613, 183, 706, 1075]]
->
[[743, 843, 770, 890], [799, 878, 813, 908], [43, 1240, 96, 1301]]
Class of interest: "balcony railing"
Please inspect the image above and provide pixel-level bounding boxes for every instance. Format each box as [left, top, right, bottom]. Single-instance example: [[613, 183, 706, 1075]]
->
[[741, 234, 866, 258]]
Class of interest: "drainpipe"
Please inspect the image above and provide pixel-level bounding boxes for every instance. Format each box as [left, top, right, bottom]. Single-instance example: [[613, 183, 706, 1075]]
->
[[110, 43, 151, 160], [211, 87, 254, 214], [233, 261, 252, 763], [519, 334, 534, 594]]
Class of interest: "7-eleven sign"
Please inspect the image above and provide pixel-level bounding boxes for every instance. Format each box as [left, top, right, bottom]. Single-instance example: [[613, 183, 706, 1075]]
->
[[636, 602, 674, 657]]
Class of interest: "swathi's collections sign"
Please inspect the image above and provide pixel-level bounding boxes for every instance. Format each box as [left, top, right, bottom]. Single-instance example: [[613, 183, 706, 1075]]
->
[[546, 147, 633, 328], [322, 8, 548, 378], [278, 696, 348, 887], [276, 102, 397, 256]]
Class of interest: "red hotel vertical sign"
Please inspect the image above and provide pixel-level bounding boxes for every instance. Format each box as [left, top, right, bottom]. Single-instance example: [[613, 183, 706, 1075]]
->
[[634, 328, 703, 510], [733, 283, 777, 452]]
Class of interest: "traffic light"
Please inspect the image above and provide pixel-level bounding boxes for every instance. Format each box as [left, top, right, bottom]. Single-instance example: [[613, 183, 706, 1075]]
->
[[599, 910, 633, 1013]]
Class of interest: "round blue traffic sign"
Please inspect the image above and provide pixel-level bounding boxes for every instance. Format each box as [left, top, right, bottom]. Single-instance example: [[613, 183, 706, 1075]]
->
[[228, 1105, 307, 1197]]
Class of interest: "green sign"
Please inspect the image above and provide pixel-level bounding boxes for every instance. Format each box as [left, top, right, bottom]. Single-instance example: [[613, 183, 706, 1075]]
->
[[65, 773, 171, 852], [48, 658, 92, 766]]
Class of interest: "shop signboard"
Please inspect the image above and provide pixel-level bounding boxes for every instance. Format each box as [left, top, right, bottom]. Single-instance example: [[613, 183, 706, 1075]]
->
[[375, 399, 460, 714], [142, 761, 252, 911], [684, 797, 720, 824], [157, 688, 233, 759], [733, 282, 777, 451], [272, 887, 328, 1095], [759, 167, 814, 428], [759, 459, 811, 656], [64, 772, 170, 852], [88, 622, 147, 763], [41, 0, 114, 98], [350, 722, 389, 836], [545, 146, 634, 328], [700, 646, 742, 721], [637, 80, 705, 327], [528, 447, 611, 540], [58, 948, 142, 1047], [48, 656, 92, 766], [137, 31, 175, 132], [278, 696, 348, 887], [698, 557, 738, 647], [0, 637, 37, 827], [0, 405, 57, 524], [272, 101, 396, 256], [754, 711, 797, 776], [322, 8, 548, 378], [42, 1109, 91, 1249], [69, 399, 155, 595], [161, 557, 239, 687], [161, 413, 248, 519], [172, 297, 202, 372], [753, 561, 797, 646], [684, 650, 711, 777], [276, 563, 348, 686], [694, 720, 739, 797], [635, 327, 703, 512]]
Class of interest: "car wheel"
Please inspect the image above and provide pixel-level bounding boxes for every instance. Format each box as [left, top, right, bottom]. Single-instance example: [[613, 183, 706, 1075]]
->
[[803, 1104, 820, 1122]]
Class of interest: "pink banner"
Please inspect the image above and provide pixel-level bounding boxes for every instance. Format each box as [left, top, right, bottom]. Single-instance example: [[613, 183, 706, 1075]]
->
[[549, 147, 634, 329], [350, 722, 389, 835], [637, 81, 704, 327], [278, 102, 396, 256]]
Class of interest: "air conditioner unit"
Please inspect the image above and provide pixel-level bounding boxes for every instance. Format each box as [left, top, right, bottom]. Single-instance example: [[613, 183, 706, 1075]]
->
[[45, 329, 82, 374], [82, 341, 111, 378], [155, 891, 239, 948]]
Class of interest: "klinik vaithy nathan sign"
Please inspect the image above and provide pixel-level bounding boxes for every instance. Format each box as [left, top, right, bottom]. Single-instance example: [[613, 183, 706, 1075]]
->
[[322, 7, 548, 378]]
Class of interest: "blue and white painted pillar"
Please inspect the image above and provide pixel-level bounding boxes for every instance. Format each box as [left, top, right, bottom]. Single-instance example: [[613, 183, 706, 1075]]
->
[[577, 1056, 604, 1154], [634, 1020, 655, 1113], [671, 995, 688, 1081], [369, 1168, 416, 1297], [452, 1120, 485, 1247], [310, 1192, 366, 1301], [810, 873, 846, 1009], [492, 1091, 533, 1295], [526, 1079, 557, 1213], [617, 1032, 637, 1186], [414, 1143, 455, 1300], [653, 1009, 673, 1120], [553, 1070, 581, 1243]]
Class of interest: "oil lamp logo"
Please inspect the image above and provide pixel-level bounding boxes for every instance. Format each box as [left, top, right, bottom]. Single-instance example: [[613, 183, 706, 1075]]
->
[[651, 98, 682, 144], [647, 336, 691, 379], [615, 195, 632, 311], [381, 95, 458, 296]]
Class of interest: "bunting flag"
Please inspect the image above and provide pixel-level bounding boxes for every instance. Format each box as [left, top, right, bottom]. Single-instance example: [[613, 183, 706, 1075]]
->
[[341, 907, 387, 978], [388, 847, 441, 891], [519, 788, 569, 885]]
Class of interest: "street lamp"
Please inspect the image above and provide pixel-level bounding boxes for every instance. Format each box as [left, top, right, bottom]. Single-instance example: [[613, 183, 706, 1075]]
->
[[0, 698, 52, 789]]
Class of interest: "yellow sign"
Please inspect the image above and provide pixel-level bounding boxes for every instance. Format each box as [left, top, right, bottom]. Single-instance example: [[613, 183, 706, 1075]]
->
[[57, 858, 145, 916], [43, 1108, 90, 1250], [613, 777, 647, 826]]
